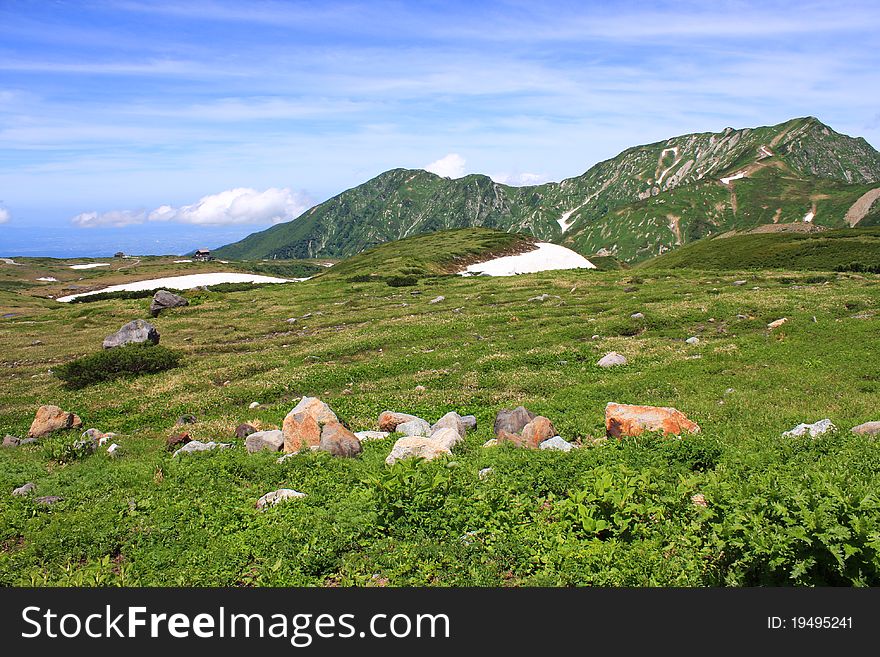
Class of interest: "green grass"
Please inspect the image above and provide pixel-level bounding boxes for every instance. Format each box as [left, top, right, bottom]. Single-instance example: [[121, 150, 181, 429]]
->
[[1, 259, 879, 586]]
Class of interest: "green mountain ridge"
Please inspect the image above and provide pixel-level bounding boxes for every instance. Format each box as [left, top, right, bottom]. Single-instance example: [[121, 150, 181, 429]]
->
[[214, 117, 880, 263]]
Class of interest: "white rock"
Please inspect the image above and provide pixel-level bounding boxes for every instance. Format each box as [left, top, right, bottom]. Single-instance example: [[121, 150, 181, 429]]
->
[[355, 430, 390, 441], [685, 336, 700, 345], [782, 419, 836, 438], [482, 438, 498, 448], [478, 467, 493, 480], [430, 427, 463, 451], [429, 295, 445, 304], [539, 436, 574, 452], [385, 437, 451, 465], [396, 418, 432, 437], [249, 401, 260, 409], [256, 488, 306, 510], [597, 351, 627, 368], [767, 318, 787, 329], [172, 440, 232, 456], [631, 312, 645, 319], [107, 443, 121, 457]]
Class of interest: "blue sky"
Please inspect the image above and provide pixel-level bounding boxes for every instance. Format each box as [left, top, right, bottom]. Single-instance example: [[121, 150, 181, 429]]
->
[[1, 0, 879, 256]]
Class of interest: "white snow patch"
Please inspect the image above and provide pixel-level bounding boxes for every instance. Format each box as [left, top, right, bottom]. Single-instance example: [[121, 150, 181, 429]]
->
[[803, 211, 814, 223], [460, 243, 596, 277], [720, 171, 746, 185], [69, 263, 110, 270], [0, 258, 21, 265], [36, 277, 58, 282], [656, 147, 680, 186], [759, 146, 774, 158], [557, 203, 587, 233], [56, 272, 301, 302], [173, 259, 193, 263]]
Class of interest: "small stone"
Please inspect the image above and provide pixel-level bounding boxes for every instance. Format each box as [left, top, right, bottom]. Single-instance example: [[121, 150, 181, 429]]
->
[[107, 443, 121, 457], [172, 440, 232, 457], [767, 317, 787, 329], [597, 352, 627, 368], [732, 280, 747, 286], [12, 482, 36, 496], [539, 436, 574, 452], [355, 431, 390, 441], [482, 439, 498, 448], [235, 423, 257, 439], [35, 496, 63, 505], [591, 334, 600, 340], [175, 414, 197, 426], [286, 318, 297, 324], [249, 402, 260, 409], [685, 337, 700, 345], [429, 296, 445, 304], [851, 421, 880, 436], [478, 467, 493, 480], [691, 493, 708, 508], [166, 431, 191, 451], [245, 430, 285, 453], [724, 388, 735, 395], [631, 312, 645, 320], [782, 419, 836, 438], [256, 489, 306, 510], [415, 385, 426, 392], [736, 314, 749, 320], [3, 435, 20, 447]]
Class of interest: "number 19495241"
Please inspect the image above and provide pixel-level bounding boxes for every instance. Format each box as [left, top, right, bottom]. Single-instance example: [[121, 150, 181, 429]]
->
[[768, 616, 853, 630]]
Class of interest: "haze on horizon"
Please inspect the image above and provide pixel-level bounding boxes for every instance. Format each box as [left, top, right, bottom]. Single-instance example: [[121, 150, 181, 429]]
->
[[1, 0, 879, 257]]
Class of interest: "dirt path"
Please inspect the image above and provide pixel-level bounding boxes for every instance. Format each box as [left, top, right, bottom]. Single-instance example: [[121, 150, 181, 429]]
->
[[844, 187, 880, 226]]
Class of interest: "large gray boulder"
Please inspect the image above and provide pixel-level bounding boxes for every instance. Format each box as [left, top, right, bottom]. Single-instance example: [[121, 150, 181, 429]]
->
[[431, 412, 466, 439], [245, 430, 285, 453], [396, 418, 432, 437], [102, 319, 160, 349], [493, 406, 536, 436], [150, 290, 188, 317], [172, 440, 232, 457]]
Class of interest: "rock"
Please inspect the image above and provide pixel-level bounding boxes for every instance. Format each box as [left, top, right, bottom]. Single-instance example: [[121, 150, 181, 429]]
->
[[2, 435, 20, 447], [429, 296, 445, 304], [12, 482, 36, 496], [528, 294, 559, 302], [282, 396, 338, 453], [102, 319, 160, 349], [175, 414, 197, 426], [482, 438, 498, 448], [851, 421, 880, 436], [385, 436, 451, 465], [591, 334, 600, 340], [782, 419, 836, 438], [430, 427, 463, 451], [73, 437, 98, 455], [414, 385, 426, 392], [286, 318, 297, 324], [460, 415, 477, 432], [166, 431, 191, 451], [494, 406, 536, 436], [605, 402, 701, 438], [35, 496, 63, 505], [691, 493, 708, 508], [150, 289, 188, 317], [235, 423, 257, 439], [631, 312, 645, 320], [244, 430, 284, 453], [28, 405, 82, 438], [539, 436, 574, 452], [396, 418, 431, 437], [597, 352, 627, 368], [172, 440, 232, 456], [736, 314, 749, 320], [478, 467, 493, 480], [685, 337, 700, 345], [256, 488, 306, 510], [767, 318, 787, 329], [520, 416, 557, 448], [81, 428, 107, 441], [355, 431, 390, 441], [431, 411, 466, 439], [107, 443, 121, 457], [378, 411, 425, 432], [19, 438, 37, 446], [496, 430, 530, 448], [249, 402, 260, 409], [732, 280, 747, 286], [319, 422, 363, 458]]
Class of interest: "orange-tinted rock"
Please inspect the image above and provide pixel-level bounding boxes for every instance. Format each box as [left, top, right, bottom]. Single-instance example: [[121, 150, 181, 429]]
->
[[496, 429, 531, 449], [521, 416, 557, 448], [166, 431, 191, 451], [283, 412, 322, 453], [27, 405, 82, 438], [378, 411, 423, 432], [288, 396, 338, 426], [605, 402, 701, 438], [319, 422, 363, 458]]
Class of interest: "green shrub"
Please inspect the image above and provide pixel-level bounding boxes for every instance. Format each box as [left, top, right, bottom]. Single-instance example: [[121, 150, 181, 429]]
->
[[386, 275, 419, 287], [53, 344, 182, 388]]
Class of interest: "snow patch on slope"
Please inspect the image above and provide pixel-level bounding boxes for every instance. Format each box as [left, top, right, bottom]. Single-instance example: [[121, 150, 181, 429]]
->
[[460, 243, 596, 277]]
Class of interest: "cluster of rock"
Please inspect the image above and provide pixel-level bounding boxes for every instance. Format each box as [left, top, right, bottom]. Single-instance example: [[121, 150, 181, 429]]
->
[[382, 411, 472, 465]]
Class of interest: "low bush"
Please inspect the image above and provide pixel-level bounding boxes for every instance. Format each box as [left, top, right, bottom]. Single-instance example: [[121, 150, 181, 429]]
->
[[386, 275, 419, 287], [53, 344, 182, 388]]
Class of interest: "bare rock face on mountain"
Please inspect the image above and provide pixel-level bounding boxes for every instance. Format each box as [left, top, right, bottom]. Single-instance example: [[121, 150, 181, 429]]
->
[[150, 290, 188, 317], [605, 403, 701, 438], [28, 405, 82, 438], [102, 319, 160, 349]]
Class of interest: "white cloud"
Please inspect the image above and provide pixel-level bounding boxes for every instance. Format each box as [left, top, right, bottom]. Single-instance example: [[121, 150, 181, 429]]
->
[[147, 187, 310, 225], [425, 153, 466, 178], [0, 208, 9, 224], [72, 209, 146, 227], [71, 187, 311, 229], [491, 172, 552, 186]]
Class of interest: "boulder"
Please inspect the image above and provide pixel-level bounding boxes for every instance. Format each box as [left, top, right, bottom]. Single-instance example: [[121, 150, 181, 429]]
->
[[496, 430, 531, 448], [521, 416, 557, 448], [430, 427, 463, 451], [282, 396, 338, 453], [3, 435, 20, 447], [605, 402, 701, 438], [597, 352, 627, 368], [378, 411, 425, 432], [355, 430, 390, 442], [150, 289, 188, 317], [539, 436, 574, 452], [460, 415, 477, 432], [244, 430, 284, 453], [431, 412, 466, 439], [494, 406, 536, 436], [12, 482, 36, 496], [319, 422, 363, 458], [397, 418, 432, 437], [385, 436, 451, 466], [851, 421, 880, 436], [172, 440, 232, 457], [235, 423, 257, 439], [35, 496, 63, 505], [256, 488, 306, 510], [166, 431, 191, 451], [102, 319, 160, 349], [28, 405, 82, 438], [782, 419, 836, 438], [287, 396, 338, 425]]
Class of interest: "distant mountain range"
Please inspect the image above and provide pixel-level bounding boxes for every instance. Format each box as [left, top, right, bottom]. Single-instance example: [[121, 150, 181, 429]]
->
[[214, 117, 880, 263]]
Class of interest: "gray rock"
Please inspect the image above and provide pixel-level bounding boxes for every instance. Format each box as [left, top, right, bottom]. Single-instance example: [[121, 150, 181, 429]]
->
[[494, 406, 536, 436], [35, 496, 62, 505], [597, 352, 627, 368], [460, 415, 477, 432], [245, 430, 284, 453], [175, 414, 197, 426], [385, 437, 451, 465], [732, 280, 747, 286], [256, 488, 306, 510], [631, 312, 645, 320], [539, 436, 574, 452], [172, 440, 232, 456], [355, 430, 390, 441], [72, 437, 98, 454], [851, 421, 880, 436], [685, 336, 700, 345], [2, 434, 20, 447], [19, 437, 37, 446], [431, 411, 466, 439], [478, 467, 493, 480], [150, 289, 188, 317], [396, 418, 432, 437], [102, 319, 160, 349], [429, 295, 445, 304], [528, 294, 559, 302], [782, 419, 836, 438], [106, 443, 121, 457], [12, 482, 36, 496]]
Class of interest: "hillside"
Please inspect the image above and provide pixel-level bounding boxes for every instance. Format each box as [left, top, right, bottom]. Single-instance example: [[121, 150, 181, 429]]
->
[[640, 226, 880, 271], [214, 117, 880, 263]]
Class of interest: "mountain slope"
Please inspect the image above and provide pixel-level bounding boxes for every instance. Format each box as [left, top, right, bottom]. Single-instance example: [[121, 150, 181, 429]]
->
[[214, 117, 880, 263]]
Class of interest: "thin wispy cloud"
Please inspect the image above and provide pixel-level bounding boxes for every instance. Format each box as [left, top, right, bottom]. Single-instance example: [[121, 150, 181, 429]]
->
[[0, 208, 10, 224]]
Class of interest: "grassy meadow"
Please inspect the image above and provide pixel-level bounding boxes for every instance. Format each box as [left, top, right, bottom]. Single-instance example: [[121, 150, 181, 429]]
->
[[1, 255, 879, 586]]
